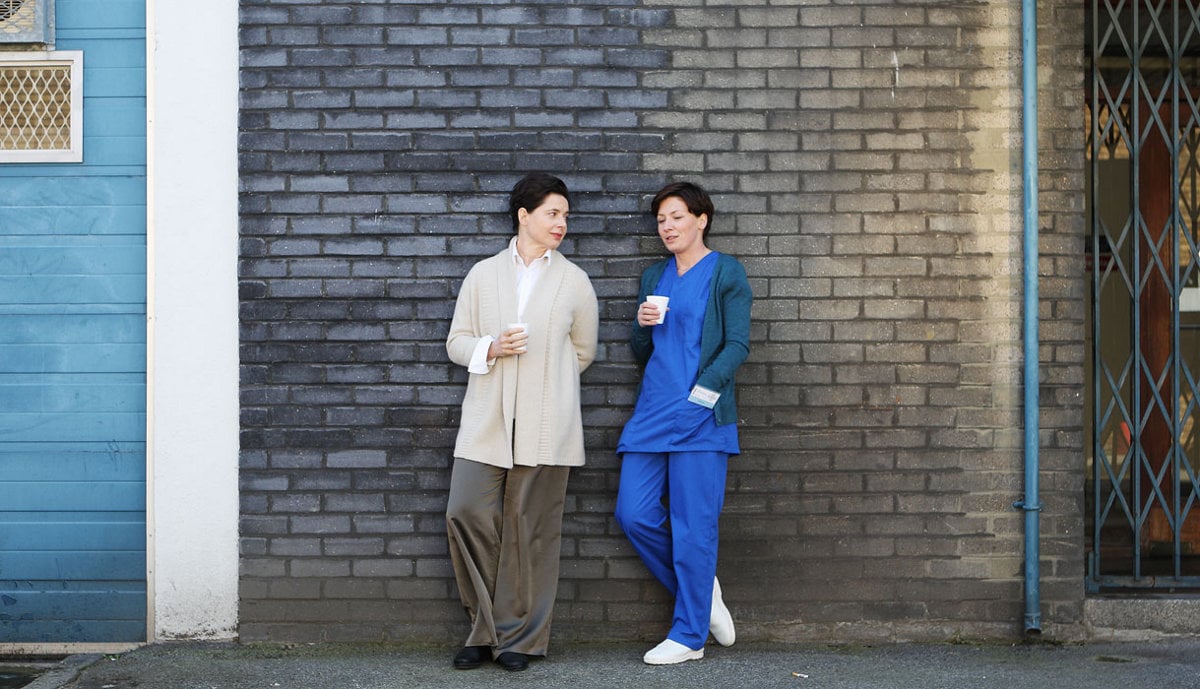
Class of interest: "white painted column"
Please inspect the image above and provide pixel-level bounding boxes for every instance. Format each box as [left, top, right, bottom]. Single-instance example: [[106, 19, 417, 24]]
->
[[147, 0, 240, 639]]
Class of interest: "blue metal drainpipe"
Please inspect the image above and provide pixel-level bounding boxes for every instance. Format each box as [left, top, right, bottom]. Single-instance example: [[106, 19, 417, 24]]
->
[[1016, 0, 1043, 635]]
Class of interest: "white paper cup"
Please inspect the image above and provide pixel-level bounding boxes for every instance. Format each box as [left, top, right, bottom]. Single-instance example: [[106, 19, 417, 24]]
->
[[507, 322, 528, 352], [646, 295, 669, 324]]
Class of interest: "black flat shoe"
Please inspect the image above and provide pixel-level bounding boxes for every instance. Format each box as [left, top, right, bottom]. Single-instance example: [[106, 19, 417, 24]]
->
[[495, 651, 530, 672], [453, 646, 490, 670]]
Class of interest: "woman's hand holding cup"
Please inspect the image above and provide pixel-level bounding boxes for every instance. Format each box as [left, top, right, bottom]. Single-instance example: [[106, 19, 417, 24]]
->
[[490, 323, 529, 359], [638, 295, 669, 327]]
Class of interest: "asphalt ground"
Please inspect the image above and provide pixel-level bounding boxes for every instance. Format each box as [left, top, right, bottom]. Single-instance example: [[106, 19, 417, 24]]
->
[[18, 637, 1200, 689]]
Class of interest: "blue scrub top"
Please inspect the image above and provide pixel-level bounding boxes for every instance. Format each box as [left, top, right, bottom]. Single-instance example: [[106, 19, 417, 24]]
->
[[618, 252, 740, 455]]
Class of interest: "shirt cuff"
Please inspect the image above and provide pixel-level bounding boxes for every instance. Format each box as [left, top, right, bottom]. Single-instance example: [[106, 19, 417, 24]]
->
[[467, 336, 496, 375]]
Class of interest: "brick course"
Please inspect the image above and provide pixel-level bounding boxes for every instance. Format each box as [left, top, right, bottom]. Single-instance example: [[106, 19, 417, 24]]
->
[[239, 0, 1086, 643]]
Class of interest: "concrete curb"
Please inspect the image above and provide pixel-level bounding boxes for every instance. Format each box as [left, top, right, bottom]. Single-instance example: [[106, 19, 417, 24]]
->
[[20, 654, 102, 689]]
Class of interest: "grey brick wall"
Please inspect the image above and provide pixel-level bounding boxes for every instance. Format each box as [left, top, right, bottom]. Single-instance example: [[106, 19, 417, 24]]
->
[[239, 0, 1087, 643]]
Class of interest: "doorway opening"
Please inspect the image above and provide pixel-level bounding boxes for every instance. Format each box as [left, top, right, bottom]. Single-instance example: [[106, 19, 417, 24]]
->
[[1085, 0, 1200, 591]]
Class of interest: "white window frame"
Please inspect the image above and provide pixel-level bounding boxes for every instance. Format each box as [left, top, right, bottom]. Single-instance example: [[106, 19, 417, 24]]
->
[[0, 50, 83, 163]]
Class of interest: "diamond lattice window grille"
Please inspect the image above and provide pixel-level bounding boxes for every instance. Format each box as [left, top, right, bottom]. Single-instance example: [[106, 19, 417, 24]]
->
[[0, 1, 24, 21], [0, 51, 80, 163], [0, 0, 53, 44], [1, 64, 69, 149]]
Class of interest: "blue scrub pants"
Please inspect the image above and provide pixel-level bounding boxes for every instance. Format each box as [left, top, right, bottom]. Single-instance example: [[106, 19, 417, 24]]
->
[[614, 451, 728, 650]]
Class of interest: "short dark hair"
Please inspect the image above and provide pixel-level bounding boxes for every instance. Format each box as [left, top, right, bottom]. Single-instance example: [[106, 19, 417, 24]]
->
[[509, 172, 570, 231], [651, 181, 715, 237]]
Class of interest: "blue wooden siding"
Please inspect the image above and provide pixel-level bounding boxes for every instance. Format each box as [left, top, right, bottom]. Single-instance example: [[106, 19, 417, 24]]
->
[[0, 0, 147, 643]]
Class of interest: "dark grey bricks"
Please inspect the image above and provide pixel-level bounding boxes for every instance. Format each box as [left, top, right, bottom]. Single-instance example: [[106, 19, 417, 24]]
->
[[239, 0, 1087, 644]]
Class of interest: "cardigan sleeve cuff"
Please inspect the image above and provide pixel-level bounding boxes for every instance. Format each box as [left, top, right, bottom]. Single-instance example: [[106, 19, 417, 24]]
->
[[467, 336, 496, 374]]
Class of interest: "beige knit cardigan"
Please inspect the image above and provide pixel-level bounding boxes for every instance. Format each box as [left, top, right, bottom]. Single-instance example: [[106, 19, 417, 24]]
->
[[446, 246, 598, 468]]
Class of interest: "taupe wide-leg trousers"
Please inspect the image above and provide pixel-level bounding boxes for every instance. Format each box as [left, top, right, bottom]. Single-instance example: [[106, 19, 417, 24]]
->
[[446, 457, 570, 657]]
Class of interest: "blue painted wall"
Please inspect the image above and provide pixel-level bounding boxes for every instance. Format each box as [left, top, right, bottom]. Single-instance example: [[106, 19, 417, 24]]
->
[[0, 0, 146, 643]]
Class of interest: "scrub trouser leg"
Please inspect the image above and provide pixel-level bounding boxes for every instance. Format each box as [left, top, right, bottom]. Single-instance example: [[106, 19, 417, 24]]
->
[[446, 457, 570, 657], [614, 451, 728, 650]]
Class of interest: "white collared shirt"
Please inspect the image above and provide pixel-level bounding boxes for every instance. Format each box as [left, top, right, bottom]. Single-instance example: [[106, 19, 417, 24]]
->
[[467, 237, 551, 374], [512, 235, 552, 321]]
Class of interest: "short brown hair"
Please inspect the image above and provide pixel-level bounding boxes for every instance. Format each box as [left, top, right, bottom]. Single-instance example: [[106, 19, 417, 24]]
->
[[509, 173, 570, 231], [651, 181, 715, 237]]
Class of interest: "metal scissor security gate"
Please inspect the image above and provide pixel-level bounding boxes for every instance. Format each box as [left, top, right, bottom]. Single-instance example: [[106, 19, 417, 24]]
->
[[1087, 0, 1200, 590]]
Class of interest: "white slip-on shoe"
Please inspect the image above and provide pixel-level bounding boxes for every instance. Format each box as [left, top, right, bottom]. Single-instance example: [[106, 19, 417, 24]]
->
[[643, 639, 704, 665], [710, 577, 736, 647]]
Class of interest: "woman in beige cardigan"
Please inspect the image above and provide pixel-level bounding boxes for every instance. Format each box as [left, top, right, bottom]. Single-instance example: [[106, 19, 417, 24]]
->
[[444, 173, 599, 672]]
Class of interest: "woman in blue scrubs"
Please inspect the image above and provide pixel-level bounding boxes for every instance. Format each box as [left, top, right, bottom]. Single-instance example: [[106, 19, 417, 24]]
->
[[615, 181, 752, 665]]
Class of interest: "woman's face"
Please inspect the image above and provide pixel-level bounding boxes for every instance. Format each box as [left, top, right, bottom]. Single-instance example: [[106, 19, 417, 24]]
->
[[518, 193, 569, 256], [656, 196, 707, 257]]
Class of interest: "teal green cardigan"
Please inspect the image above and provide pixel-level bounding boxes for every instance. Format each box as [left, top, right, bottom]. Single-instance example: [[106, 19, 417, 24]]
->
[[630, 253, 752, 426]]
